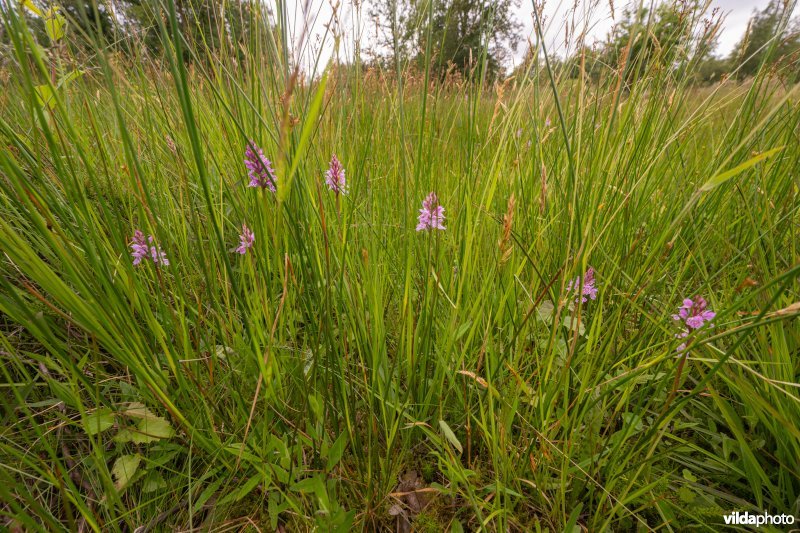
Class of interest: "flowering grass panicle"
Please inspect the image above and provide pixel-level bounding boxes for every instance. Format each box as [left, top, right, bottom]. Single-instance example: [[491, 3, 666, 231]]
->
[[130, 230, 168, 266], [325, 154, 347, 194], [416, 192, 446, 231], [236, 223, 255, 254], [567, 267, 598, 303], [673, 296, 715, 351], [498, 193, 516, 265], [244, 140, 277, 191]]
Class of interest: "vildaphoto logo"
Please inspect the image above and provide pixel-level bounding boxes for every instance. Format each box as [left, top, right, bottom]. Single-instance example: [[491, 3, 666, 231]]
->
[[723, 511, 795, 527]]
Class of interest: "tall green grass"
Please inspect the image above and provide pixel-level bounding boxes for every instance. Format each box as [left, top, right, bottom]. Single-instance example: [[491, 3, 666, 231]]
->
[[1, 1, 799, 530]]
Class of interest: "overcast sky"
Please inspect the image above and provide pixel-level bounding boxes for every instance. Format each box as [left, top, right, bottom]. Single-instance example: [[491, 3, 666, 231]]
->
[[512, 0, 794, 61], [277, 0, 796, 71]]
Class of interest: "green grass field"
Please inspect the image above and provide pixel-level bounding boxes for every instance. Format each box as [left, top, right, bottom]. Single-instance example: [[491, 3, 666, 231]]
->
[[1, 1, 799, 531]]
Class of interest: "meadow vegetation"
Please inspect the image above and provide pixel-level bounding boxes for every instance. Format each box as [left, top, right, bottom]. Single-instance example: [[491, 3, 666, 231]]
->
[[1, 0, 799, 530]]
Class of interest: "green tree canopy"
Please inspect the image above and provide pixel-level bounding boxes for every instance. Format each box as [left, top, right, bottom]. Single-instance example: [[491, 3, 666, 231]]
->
[[372, 0, 521, 80], [728, 0, 799, 80], [5, 0, 262, 59], [601, 0, 715, 83]]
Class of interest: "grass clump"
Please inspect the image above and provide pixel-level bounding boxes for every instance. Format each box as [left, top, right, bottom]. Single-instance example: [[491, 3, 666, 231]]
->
[[1, 1, 799, 530]]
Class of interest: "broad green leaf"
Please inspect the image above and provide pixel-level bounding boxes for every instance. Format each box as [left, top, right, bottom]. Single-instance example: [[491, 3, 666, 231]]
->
[[290, 476, 324, 494], [122, 402, 158, 421], [327, 508, 356, 532], [22, 0, 43, 16], [536, 300, 555, 323], [142, 470, 167, 493], [291, 475, 329, 510], [112, 454, 141, 491], [57, 69, 84, 90], [82, 408, 114, 435], [622, 412, 643, 433], [554, 337, 568, 358], [116, 416, 174, 443], [44, 8, 66, 42], [439, 420, 463, 454], [563, 315, 585, 336], [308, 394, 323, 423], [114, 427, 157, 444], [137, 416, 175, 440], [269, 492, 290, 530], [700, 146, 784, 192], [678, 485, 695, 503], [34, 85, 56, 110], [147, 447, 182, 467], [325, 432, 348, 471]]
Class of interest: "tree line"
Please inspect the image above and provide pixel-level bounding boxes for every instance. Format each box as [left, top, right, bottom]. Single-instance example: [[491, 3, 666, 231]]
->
[[3, 0, 799, 84], [2, 0, 265, 61], [540, 0, 800, 85]]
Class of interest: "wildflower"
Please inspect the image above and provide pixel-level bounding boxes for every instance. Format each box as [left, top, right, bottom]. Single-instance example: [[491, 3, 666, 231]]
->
[[324, 154, 347, 194], [244, 140, 277, 191], [545, 117, 551, 128], [416, 192, 446, 231], [130, 230, 149, 266], [675, 333, 689, 352], [673, 296, 715, 352], [567, 267, 598, 303], [131, 230, 168, 266], [148, 236, 169, 266], [673, 297, 715, 330], [236, 223, 255, 254], [515, 128, 522, 138]]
